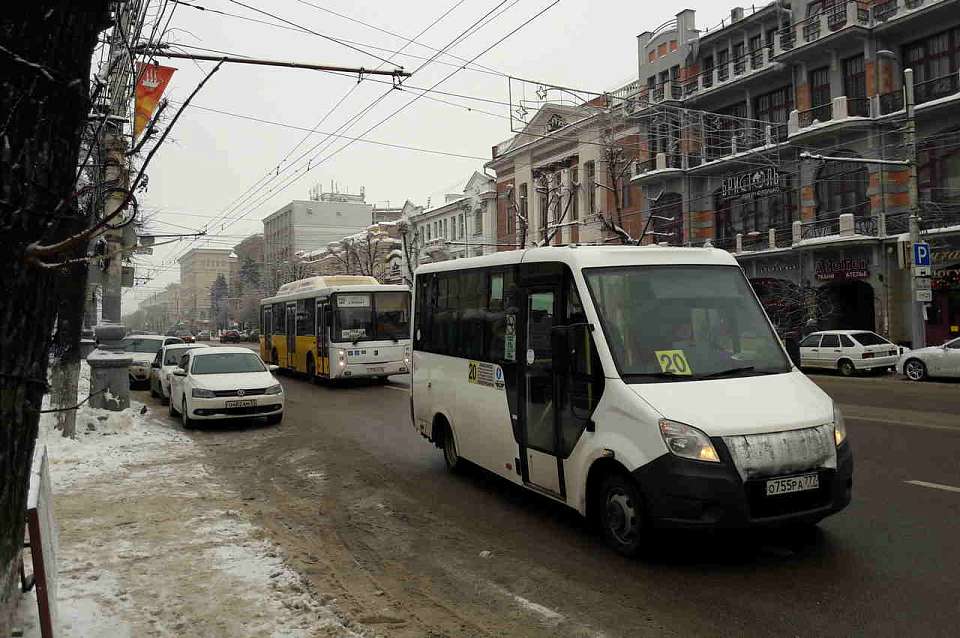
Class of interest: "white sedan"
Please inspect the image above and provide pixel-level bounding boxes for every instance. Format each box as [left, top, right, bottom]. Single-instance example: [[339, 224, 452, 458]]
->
[[897, 336, 960, 381], [168, 347, 284, 429], [122, 334, 183, 388], [148, 342, 209, 404]]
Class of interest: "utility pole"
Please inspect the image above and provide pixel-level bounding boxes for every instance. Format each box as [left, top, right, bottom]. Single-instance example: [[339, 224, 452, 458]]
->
[[904, 68, 927, 349]]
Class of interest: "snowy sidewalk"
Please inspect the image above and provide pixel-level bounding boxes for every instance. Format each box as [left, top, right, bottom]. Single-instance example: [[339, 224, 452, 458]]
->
[[15, 365, 362, 637]]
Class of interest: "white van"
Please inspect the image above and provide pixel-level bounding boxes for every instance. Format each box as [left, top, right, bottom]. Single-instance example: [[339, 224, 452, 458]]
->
[[410, 246, 852, 555]]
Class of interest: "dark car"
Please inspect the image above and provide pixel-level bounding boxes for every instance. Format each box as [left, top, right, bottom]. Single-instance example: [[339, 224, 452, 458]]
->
[[175, 330, 196, 343], [220, 329, 241, 343]]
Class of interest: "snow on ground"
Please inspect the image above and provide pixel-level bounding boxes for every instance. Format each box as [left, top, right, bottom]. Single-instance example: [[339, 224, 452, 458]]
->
[[14, 362, 362, 637]]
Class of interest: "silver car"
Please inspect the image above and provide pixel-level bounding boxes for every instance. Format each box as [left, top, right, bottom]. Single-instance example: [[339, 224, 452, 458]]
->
[[898, 337, 960, 381]]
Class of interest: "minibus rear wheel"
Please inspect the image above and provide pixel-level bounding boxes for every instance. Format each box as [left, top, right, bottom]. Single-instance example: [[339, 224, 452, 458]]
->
[[599, 473, 646, 557], [436, 418, 461, 472]]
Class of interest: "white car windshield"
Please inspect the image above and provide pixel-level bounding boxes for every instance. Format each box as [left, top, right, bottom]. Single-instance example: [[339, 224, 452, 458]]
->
[[190, 353, 265, 375], [584, 265, 791, 382]]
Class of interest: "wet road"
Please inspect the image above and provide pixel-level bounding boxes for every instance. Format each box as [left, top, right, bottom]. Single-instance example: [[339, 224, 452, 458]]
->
[[140, 367, 960, 637]]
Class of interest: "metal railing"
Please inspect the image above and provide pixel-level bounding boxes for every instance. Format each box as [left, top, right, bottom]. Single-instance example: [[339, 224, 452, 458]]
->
[[711, 234, 738, 251], [798, 103, 833, 128], [800, 218, 840, 239], [734, 57, 746, 75], [827, 6, 848, 30], [718, 63, 729, 82], [879, 89, 904, 115], [750, 49, 764, 70], [664, 153, 684, 169], [872, 0, 898, 21], [634, 157, 657, 174], [915, 73, 960, 105], [854, 216, 879, 236], [774, 225, 794, 248], [779, 27, 796, 51], [803, 18, 821, 42], [847, 96, 870, 117], [885, 211, 910, 234]]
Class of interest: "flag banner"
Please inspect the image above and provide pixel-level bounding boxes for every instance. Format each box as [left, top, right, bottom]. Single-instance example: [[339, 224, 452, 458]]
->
[[134, 63, 176, 139]]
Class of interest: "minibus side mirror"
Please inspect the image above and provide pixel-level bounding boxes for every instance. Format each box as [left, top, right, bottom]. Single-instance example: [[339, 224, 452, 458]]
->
[[172, 367, 187, 377]]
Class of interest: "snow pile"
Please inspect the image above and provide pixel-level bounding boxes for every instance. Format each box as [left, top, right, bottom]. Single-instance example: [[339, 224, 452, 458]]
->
[[15, 362, 361, 638]]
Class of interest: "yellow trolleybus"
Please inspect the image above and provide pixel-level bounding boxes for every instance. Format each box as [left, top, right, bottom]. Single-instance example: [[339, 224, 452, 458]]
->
[[259, 276, 411, 382]]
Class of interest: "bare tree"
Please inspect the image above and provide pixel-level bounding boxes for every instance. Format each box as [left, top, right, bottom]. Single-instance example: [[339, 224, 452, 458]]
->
[[752, 279, 837, 338], [596, 128, 641, 245], [398, 219, 421, 286]]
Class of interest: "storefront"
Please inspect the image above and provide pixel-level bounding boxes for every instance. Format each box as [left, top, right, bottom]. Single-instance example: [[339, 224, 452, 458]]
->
[[812, 249, 876, 331], [926, 235, 960, 345]]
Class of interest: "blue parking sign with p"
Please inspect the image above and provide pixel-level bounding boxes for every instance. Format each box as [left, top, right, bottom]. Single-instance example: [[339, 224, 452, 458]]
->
[[914, 242, 931, 267]]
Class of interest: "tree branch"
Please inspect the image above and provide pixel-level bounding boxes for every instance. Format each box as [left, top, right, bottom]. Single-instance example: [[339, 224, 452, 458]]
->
[[26, 59, 224, 262]]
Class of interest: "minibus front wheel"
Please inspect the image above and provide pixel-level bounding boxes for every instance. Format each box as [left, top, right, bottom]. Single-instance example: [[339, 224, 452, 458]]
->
[[599, 473, 646, 557]]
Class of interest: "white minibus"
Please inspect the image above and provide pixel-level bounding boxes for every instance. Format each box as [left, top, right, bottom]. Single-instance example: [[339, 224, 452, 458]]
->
[[410, 246, 852, 555]]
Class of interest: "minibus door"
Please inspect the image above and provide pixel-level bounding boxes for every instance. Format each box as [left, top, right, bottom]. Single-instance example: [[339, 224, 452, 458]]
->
[[519, 287, 564, 498], [317, 298, 329, 376], [285, 302, 297, 369]]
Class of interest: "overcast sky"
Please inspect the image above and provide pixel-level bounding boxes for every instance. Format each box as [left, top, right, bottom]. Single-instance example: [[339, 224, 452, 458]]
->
[[126, 0, 739, 309]]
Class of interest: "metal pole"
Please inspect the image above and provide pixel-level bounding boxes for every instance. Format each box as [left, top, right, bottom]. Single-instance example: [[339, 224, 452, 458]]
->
[[144, 51, 411, 78], [904, 68, 926, 349]]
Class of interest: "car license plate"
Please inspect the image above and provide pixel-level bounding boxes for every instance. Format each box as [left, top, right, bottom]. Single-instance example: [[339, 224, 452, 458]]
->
[[765, 473, 819, 496], [225, 399, 256, 408], [367, 366, 384, 373]]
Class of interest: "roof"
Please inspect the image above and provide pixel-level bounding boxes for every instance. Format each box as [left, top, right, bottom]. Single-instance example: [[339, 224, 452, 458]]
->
[[190, 346, 258, 356], [124, 334, 168, 341], [262, 282, 410, 304], [808, 330, 879, 336], [415, 245, 738, 275], [163, 343, 209, 351]]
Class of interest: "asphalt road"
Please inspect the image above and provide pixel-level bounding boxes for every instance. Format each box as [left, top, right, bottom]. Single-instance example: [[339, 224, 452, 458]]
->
[[138, 363, 960, 637]]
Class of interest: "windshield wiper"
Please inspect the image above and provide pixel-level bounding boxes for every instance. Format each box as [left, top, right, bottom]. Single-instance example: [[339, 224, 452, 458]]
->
[[625, 371, 688, 381], [698, 366, 756, 379]]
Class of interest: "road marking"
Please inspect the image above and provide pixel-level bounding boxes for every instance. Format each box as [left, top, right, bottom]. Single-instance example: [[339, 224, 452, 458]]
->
[[384, 385, 408, 392], [485, 581, 564, 624], [905, 480, 960, 494], [843, 413, 960, 433]]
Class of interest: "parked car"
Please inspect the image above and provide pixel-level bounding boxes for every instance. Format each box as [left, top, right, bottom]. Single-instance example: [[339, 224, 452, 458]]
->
[[149, 342, 209, 403], [197, 330, 211, 341], [220, 329, 241, 343], [897, 336, 960, 381], [799, 330, 901, 376], [175, 330, 196, 343], [167, 347, 284, 428], [245, 329, 260, 342], [121, 334, 183, 388]]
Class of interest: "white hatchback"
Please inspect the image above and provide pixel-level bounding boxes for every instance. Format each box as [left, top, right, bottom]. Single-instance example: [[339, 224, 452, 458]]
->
[[168, 347, 284, 428], [799, 330, 901, 376], [897, 336, 960, 381]]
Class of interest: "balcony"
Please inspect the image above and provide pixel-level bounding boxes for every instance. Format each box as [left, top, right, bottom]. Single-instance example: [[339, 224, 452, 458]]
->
[[915, 72, 960, 105], [797, 103, 833, 129], [789, 95, 874, 137], [682, 48, 776, 100], [773, 2, 869, 59], [797, 214, 880, 244], [630, 152, 685, 183]]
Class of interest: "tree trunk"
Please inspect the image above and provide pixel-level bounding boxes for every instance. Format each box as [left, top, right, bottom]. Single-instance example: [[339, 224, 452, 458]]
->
[[0, 3, 109, 631]]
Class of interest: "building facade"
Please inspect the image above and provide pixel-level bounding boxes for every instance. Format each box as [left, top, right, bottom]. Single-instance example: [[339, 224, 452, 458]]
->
[[262, 189, 372, 292], [616, 0, 960, 346], [405, 171, 498, 271], [177, 248, 236, 326]]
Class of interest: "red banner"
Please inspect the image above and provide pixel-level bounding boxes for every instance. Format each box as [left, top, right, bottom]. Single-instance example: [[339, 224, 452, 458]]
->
[[134, 63, 176, 139]]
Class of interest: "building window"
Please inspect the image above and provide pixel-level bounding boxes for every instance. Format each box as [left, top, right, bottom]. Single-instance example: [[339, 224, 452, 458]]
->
[[809, 66, 832, 120], [459, 214, 465, 239], [570, 167, 579, 221], [584, 162, 595, 215], [519, 183, 529, 232], [919, 128, 960, 206], [717, 49, 730, 81], [651, 193, 683, 245], [538, 178, 549, 240], [753, 86, 794, 141], [621, 181, 631, 209], [904, 28, 960, 103], [442, 218, 448, 238], [816, 153, 870, 220], [474, 210, 483, 235], [843, 54, 867, 116]]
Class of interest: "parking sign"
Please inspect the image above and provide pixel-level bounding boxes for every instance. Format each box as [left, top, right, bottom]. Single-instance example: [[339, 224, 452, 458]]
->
[[913, 242, 931, 267]]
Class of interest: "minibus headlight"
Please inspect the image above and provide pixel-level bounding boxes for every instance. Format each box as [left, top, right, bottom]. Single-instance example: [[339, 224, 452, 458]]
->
[[833, 402, 847, 447], [658, 419, 720, 463], [338, 349, 346, 367]]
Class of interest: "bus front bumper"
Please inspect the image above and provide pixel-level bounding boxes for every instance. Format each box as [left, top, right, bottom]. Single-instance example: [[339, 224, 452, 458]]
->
[[633, 441, 853, 529], [333, 361, 409, 378]]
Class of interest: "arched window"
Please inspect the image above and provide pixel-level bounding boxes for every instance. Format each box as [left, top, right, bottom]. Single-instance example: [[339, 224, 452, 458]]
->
[[816, 152, 870, 220], [651, 193, 683, 245]]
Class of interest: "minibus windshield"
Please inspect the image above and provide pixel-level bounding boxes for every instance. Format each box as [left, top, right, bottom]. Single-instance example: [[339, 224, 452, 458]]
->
[[584, 265, 790, 382]]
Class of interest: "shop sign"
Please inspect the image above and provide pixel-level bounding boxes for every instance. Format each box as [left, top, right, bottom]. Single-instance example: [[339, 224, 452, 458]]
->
[[720, 166, 781, 200], [932, 237, 960, 290], [757, 259, 799, 276], [814, 256, 869, 281]]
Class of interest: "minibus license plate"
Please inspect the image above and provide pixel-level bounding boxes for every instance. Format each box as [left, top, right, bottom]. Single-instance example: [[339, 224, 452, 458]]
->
[[367, 366, 384, 373], [765, 473, 819, 496], [226, 399, 256, 408]]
